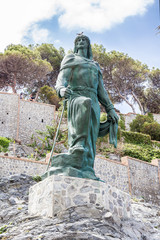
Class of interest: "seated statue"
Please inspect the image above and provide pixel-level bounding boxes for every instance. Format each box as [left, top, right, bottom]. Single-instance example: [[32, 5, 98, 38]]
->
[[42, 34, 119, 181]]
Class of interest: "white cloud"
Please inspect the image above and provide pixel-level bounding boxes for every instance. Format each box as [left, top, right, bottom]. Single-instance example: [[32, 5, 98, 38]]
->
[[29, 25, 50, 44], [0, 0, 58, 51], [58, 0, 154, 31], [0, 0, 154, 51]]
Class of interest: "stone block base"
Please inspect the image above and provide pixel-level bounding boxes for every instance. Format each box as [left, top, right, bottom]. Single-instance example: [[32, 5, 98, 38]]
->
[[28, 175, 131, 219]]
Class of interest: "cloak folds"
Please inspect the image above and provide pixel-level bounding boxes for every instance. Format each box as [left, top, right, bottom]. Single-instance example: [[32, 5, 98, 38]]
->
[[42, 54, 118, 181]]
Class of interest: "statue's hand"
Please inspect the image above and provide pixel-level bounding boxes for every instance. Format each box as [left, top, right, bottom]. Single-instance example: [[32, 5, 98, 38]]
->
[[107, 109, 119, 123], [60, 87, 73, 98]]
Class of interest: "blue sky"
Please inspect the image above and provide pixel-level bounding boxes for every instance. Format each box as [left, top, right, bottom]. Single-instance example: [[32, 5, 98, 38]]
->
[[23, 0, 159, 69], [0, 0, 159, 113], [0, 0, 159, 69]]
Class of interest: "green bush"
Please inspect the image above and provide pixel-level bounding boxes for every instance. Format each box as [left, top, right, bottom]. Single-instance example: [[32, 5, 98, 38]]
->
[[32, 175, 42, 182], [119, 114, 125, 130], [0, 137, 10, 148], [29, 119, 68, 159], [123, 143, 160, 162], [141, 122, 160, 141], [130, 114, 154, 133], [117, 127, 121, 141], [122, 130, 151, 145], [152, 140, 160, 149]]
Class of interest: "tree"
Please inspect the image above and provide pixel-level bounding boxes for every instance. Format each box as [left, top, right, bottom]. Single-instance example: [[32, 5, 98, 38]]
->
[[0, 44, 52, 93], [156, 25, 160, 34], [39, 85, 60, 109], [92, 44, 148, 114], [143, 69, 160, 113], [34, 44, 65, 86]]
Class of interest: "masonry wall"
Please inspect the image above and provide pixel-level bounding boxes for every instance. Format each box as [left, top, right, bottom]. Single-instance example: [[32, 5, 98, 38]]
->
[[123, 114, 137, 131], [153, 114, 160, 124], [19, 100, 55, 144], [94, 157, 129, 193], [0, 93, 55, 144], [123, 157, 160, 205], [0, 155, 130, 194], [0, 156, 46, 177], [0, 93, 19, 139], [1, 155, 160, 204]]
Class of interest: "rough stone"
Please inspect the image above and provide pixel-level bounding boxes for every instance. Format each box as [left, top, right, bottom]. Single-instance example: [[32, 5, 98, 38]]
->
[[28, 175, 131, 219], [0, 93, 55, 144], [0, 175, 160, 240]]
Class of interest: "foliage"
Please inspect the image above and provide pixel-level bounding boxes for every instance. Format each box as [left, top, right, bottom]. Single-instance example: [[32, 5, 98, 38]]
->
[[100, 112, 107, 122], [144, 69, 160, 113], [152, 141, 160, 149], [39, 85, 60, 109], [29, 115, 68, 159], [119, 114, 125, 130], [123, 143, 160, 162], [0, 225, 7, 234], [96, 135, 109, 149], [92, 44, 149, 114], [34, 43, 65, 85], [98, 145, 115, 158], [0, 137, 10, 148], [0, 44, 52, 93], [130, 114, 154, 133], [32, 175, 42, 182], [121, 130, 151, 145], [141, 122, 160, 141], [117, 127, 121, 141], [0, 222, 13, 234]]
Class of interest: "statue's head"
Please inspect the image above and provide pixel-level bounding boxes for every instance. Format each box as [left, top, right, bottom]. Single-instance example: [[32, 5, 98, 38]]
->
[[74, 34, 93, 60]]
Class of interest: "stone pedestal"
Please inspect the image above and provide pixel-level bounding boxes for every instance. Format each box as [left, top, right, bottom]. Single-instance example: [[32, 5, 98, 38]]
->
[[28, 175, 131, 219]]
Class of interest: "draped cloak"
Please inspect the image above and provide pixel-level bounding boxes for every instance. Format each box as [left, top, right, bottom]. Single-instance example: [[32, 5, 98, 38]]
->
[[44, 54, 118, 181]]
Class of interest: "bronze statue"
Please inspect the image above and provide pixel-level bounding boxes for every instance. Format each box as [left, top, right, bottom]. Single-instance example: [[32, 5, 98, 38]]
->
[[42, 34, 118, 181]]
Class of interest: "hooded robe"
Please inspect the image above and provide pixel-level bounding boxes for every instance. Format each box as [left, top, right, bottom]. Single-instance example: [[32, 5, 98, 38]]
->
[[43, 53, 118, 180]]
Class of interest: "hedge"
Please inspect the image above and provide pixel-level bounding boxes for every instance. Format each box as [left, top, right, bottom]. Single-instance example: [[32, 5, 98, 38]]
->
[[119, 114, 125, 130], [121, 130, 151, 145], [123, 143, 160, 162], [129, 114, 154, 133], [141, 122, 160, 141], [0, 137, 10, 148], [152, 140, 160, 149]]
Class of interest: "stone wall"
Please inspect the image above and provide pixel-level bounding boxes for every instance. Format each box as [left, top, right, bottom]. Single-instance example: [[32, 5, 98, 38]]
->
[[0, 155, 130, 194], [0, 93, 19, 139], [0, 156, 46, 177], [122, 156, 160, 205], [95, 156, 129, 193], [19, 100, 55, 144], [153, 113, 160, 124], [0, 92, 55, 144], [0, 155, 160, 204]]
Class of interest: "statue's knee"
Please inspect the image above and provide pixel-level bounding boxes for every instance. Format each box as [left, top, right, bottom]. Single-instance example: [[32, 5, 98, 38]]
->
[[83, 97, 91, 107]]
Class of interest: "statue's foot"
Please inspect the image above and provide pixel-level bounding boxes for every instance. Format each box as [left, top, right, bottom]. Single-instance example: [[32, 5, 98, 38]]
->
[[69, 145, 87, 154]]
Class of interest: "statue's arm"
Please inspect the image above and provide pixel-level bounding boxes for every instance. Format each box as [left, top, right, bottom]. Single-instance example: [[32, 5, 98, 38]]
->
[[98, 73, 119, 122], [55, 68, 72, 98], [97, 73, 114, 112]]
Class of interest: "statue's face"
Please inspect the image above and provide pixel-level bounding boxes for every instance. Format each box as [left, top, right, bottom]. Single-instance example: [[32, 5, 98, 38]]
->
[[75, 37, 88, 50]]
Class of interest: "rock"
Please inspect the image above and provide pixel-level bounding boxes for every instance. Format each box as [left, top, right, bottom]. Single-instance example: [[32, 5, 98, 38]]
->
[[108, 153, 121, 162], [103, 212, 112, 219], [0, 174, 160, 240]]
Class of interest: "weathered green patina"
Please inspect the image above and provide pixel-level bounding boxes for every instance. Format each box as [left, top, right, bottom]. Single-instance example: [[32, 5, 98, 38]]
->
[[42, 35, 119, 181]]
